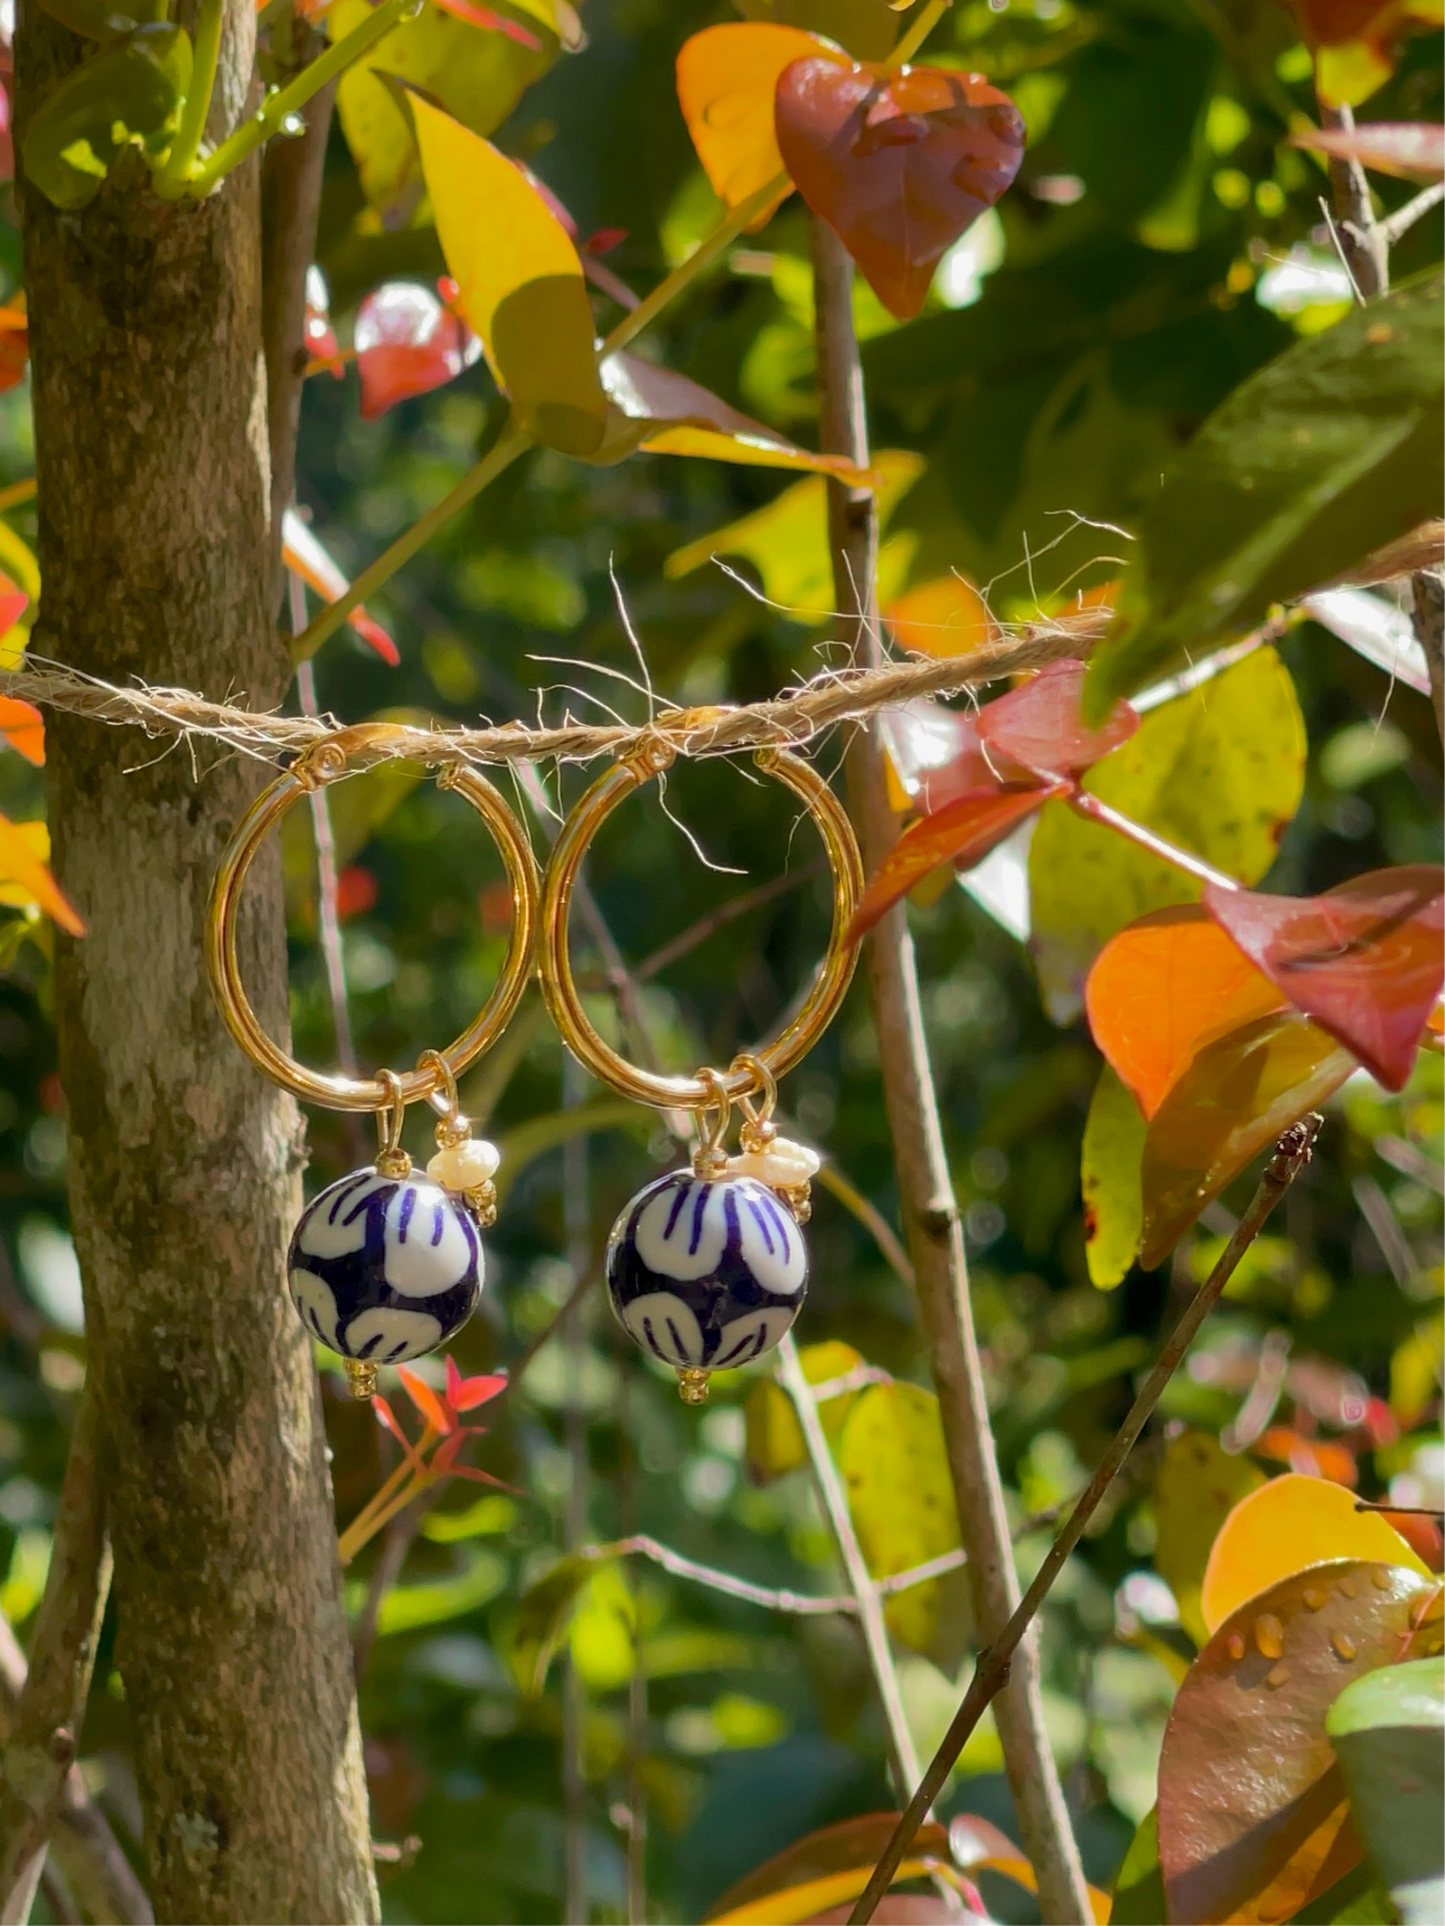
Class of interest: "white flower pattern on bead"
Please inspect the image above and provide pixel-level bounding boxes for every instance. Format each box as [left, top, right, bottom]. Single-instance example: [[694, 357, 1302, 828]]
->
[[288, 1168, 482, 1365]]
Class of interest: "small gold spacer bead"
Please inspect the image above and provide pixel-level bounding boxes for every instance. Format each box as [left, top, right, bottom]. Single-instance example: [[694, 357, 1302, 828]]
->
[[465, 1181, 498, 1228], [375, 1149, 412, 1179], [692, 1145, 729, 1179], [778, 1182, 812, 1224], [344, 1358, 378, 1401], [739, 1117, 778, 1156], [677, 1367, 710, 1406]]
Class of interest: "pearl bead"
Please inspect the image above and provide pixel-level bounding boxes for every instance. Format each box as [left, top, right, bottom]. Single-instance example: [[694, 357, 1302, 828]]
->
[[426, 1137, 501, 1193], [725, 1136, 821, 1189]]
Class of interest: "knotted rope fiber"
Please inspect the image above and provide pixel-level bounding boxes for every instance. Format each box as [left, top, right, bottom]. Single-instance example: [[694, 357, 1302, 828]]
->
[[0, 607, 1111, 773]]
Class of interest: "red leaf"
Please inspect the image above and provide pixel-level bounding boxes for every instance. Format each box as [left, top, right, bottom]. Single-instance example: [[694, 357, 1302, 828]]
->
[[976, 658, 1138, 779], [0, 303, 27, 395], [850, 779, 1067, 940], [282, 509, 399, 665], [1203, 865, 1445, 1092], [304, 264, 343, 378], [396, 1363, 454, 1435], [354, 281, 482, 420], [335, 866, 377, 921], [426, 0, 541, 47], [583, 227, 627, 255], [1291, 120, 1445, 182], [775, 59, 1025, 319], [372, 1396, 430, 1478], [448, 1363, 508, 1414], [0, 696, 43, 767]]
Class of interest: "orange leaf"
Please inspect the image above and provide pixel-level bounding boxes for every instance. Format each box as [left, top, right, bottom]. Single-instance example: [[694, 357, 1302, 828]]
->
[[883, 573, 995, 657], [849, 779, 1066, 940], [1200, 1473, 1430, 1633], [1254, 1428, 1359, 1488], [282, 509, 399, 664], [0, 814, 83, 936], [0, 694, 42, 766], [676, 23, 837, 223], [0, 307, 27, 395], [395, 1363, 454, 1435], [704, 1814, 952, 1926], [775, 60, 1026, 319], [1284, 0, 1444, 106], [1086, 904, 1288, 1120], [1139, 1011, 1355, 1269], [949, 1816, 1111, 1922]]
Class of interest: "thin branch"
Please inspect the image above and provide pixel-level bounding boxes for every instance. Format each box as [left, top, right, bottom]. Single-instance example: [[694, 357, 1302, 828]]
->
[[1316, 99, 1388, 299], [0, 1392, 113, 1922], [849, 1114, 1322, 1925], [777, 1334, 921, 1795], [810, 210, 1092, 1926], [1410, 567, 1445, 747], [1065, 790, 1241, 891], [1379, 179, 1445, 248], [634, 859, 824, 982], [586, 1533, 968, 1617]]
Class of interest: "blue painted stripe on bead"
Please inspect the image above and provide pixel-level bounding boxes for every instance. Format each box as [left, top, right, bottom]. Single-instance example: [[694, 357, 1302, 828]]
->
[[397, 1187, 415, 1242], [431, 1201, 445, 1246], [666, 1315, 688, 1357], [325, 1170, 371, 1224], [757, 1188, 792, 1263], [343, 1185, 385, 1227], [663, 1179, 692, 1240], [689, 1183, 709, 1256], [713, 1322, 768, 1368], [641, 1315, 663, 1360], [721, 1183, 742, 1260], [745, 1195, 775, 1257]]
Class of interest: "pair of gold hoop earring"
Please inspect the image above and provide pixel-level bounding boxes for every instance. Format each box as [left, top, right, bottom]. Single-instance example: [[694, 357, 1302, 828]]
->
[[205, 733, 862, 1406]]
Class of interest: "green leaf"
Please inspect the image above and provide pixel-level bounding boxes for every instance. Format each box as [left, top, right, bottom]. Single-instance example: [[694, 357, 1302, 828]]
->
[[743, 1340, 864, 1482], [1087, 273, 1445, 714], [22, 23, 192, 210], [568, 1562, 636, 1692], [1287, 1861, 1399, 1923], [1081, 1063, 1146, 1290], [374, 1546, 506, 1636], [1328, 1656, 1445, 1926], [34, 0, 158, 43], [332, 0, 562, 222], [836, 1381, 960, 1652], [1030, 645, 1305, 1022], [508, 1553, 592, 1695], [1110, 1809, 1165, 1926], [1152, 1429, 1265, 1647]]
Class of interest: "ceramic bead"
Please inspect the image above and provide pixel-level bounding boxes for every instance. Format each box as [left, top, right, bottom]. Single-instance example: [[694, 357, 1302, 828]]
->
[[288, 1167, 482, 1365]]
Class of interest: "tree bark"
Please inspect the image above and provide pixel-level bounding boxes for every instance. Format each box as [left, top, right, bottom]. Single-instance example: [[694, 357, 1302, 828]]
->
[[13, 3, 378, 1919]]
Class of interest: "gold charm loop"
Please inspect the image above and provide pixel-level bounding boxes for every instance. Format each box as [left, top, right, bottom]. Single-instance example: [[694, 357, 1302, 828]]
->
[[206, 752, 539, 1112], [374, 1068, 410, 1177], [539, 746, 862, 1112]]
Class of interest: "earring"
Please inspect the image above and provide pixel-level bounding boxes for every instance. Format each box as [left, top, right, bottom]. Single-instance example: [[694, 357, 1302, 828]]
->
[[539, 736, 862, 1405], [206, 742, 539, 1399]]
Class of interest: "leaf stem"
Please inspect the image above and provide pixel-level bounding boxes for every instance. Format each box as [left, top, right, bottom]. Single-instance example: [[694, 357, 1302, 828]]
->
[[1065, 789, 1241, 892], [848, 1114, 1323, 1926], [155, 0, 224, 194], [182, 0, 413, 199]]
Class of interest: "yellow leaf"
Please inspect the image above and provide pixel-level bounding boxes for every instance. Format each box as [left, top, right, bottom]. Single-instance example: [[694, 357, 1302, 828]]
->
[[0, 817, 84, 936], [676, 22, 829, 218], [332, 0, 560, 218], [743, 1339, 863, 1482], [837, 1381, 960, 1651], [1153, 1429, 1265, 1646], [0, 522, 39, 668], [411, 94, 607, 456], [706, 1859, 940, 1925], [1200, 1472, 1430, 1634]]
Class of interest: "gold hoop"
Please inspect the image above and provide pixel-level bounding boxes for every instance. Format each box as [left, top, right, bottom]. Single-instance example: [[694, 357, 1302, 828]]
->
[[206, 748, 540, 1112], [539, 740, 863, 1111]]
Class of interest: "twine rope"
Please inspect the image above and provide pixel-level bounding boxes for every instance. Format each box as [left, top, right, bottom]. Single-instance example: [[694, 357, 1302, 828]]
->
[[0, 609, 1111, 774]]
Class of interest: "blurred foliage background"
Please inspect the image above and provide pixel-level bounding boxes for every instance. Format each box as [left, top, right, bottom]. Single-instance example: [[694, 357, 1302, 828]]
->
[[0, 0, 1440, 1919]]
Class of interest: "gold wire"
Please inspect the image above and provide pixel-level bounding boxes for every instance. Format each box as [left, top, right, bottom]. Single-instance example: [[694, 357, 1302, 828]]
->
[[205, 751, 540, 1111], [374, 1069, 409, 1174], [539, 746, 863, 1111]]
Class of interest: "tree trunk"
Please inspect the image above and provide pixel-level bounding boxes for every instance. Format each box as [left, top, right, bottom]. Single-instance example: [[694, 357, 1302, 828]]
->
[[13, 3, 378, 1919]]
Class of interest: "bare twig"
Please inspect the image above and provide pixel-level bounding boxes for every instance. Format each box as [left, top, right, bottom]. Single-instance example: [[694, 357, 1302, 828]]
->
[[634, 859, 824, 982], [561, 1056, 590, 1926], [585, 1533, 968, 1617], [1379, 180, 1445, 249], [0, 1612, 152, 1925], [1317, 99, 1388, 299], [810, 211, 1092, 1926], [777, 1335, 921, 1795], [849, 1115, 1322, 1924], [1410, 568, 1445, 747], [0, 1392, 113, 1922]]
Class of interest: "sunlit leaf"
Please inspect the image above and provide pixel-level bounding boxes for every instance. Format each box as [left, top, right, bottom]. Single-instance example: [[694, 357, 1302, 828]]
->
[[1086, 904, 1288, 1120], [282, 509, 399, 663], [0, 697, 43, 768], [948, 1815, 1111, 1923], [1032, 646, 1306, 1024], [23, 23, 191, 210], [395, 1363, 454, 1435], [775, 59, 1026, 319], [428, 0, 542, 45], [1154, 1430, 1267, 1647], [0, 817, 84, 937], [508, 1553, 592, 1694], [1202, 865, 1445, 1093], [882, 573, 995, 657], [1158, 1560, 1441, 1926], [568, 1560, 636, 1691], [354, 280, 482, 419], [1283, 0, 1445, 107], [664, 449, 924, 619], [332, 0, 561, 221], [1200, 1473, 1431, 1633], [375, 1545, 506, 1635], [412, 95, 607, 456], [1328, 1655, 1445, 1925], [1291, 120, 1445, 181], [703, 1813, 952, 1925], [976, 658, 1137, 779], [303, 265, 343, 378], [743, 1339, 863, 1482], [851, 779, 1068, 940], [675, 22, 831, 220], [1081, 1063, 1146, 1290], [1139, 1010, 1354, 1269], [1086, 274, 1445, 715], [837, 1381, 960, 1650]]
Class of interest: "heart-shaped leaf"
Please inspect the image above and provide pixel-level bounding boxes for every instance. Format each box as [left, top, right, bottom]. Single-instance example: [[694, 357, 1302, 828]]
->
[[775, 57, 1026, 319], [676, 22, 838, 221], [976, 657, 1137, 779], [1139, 1010, 1355, 1269], [354, 280, 482, 419], [1086, 904, 1289, 1120], [1158, 1560, 1442, 1926], [411, 94, 607, 456], [1203, 866, 1445, 1093]]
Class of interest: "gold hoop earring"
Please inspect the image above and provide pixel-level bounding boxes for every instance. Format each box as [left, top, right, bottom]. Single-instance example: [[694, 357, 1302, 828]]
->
[[539, 737, 863, 1404], [206, 744, 539, 1398]]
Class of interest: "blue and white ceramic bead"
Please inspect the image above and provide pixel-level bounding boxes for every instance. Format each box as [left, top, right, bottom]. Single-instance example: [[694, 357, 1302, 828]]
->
[[288, 1166, 482, 1372], [606, 1169, 807, 1401]]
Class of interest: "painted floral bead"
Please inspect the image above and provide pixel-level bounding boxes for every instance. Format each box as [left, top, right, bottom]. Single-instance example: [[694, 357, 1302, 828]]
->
[[288, 1167, 482, 1365], [606, 1170, 807, 1372]]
